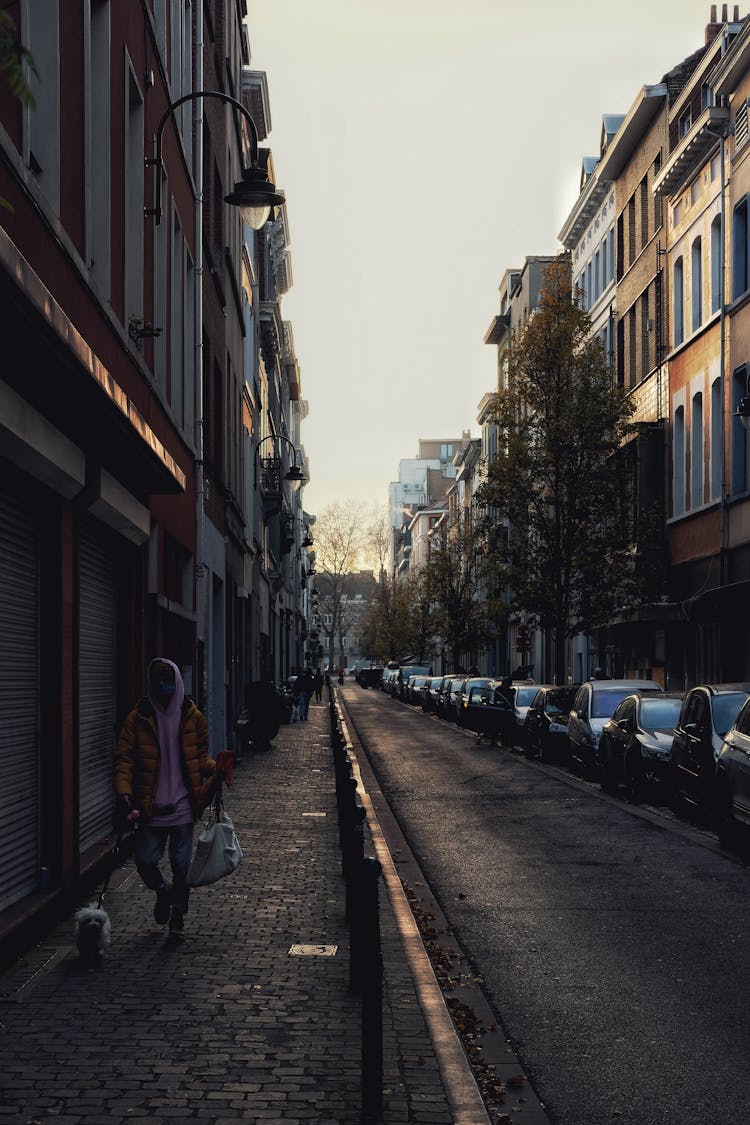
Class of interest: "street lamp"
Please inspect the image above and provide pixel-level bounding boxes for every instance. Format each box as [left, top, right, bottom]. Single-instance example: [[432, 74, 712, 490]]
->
[[253, 434, 307, 491], [145, 91, 285, 228]]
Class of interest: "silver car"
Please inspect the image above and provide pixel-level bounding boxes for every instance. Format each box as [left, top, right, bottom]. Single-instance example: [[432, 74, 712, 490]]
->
[[568, 678, 663, 773]]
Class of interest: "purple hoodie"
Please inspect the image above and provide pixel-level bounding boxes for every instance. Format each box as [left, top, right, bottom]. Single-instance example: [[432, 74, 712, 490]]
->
[[148, 659, 193, 827]]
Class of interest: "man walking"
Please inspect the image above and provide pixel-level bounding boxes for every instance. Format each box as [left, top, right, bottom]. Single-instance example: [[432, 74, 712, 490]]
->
[[115, 658, 224, 940]]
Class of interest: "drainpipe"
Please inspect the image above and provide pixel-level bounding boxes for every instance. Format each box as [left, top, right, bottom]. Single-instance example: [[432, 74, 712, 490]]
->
[[194, 1, 207, 705]]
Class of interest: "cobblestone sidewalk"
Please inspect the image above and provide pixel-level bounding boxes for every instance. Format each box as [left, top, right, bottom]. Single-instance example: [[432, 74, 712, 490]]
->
[[0, 697, 453, 1125]]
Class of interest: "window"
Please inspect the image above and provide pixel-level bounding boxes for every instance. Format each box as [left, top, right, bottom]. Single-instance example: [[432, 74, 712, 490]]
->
[[691, 237, 703, 331], [628, 196, 636, 266], [25, 0, 60, 210], [86, 0, 111, 298], [594, 250, 600, 301], [673, 257, 684, 347], [440, 444, 453, 461], [170, 212, 184, 425], [691, 392, 703, 508], [732, 196, 750, 300], [732, 366, 748, 494], [124, 62, 144, 326], [640, 177, 649, 250], [673, 405, 686, 515], [628, 306, 637, 387], [710, 378, 722, 501], [678, 107, 693, 139], [641, 291, 650, 379], [736, 100, 749, 151], [711, 215, 722, 314]]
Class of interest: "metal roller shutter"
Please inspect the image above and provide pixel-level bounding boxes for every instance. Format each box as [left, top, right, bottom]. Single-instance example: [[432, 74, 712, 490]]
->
[[78, 526, 116, 854], [0, 491, 39, 910]]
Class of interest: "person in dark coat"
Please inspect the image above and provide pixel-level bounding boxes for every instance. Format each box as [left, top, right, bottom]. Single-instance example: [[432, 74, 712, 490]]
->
[[313, 668, 323, 702]]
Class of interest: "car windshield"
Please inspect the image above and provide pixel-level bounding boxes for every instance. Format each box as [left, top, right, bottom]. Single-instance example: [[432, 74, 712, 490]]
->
[[546, 689, 575, 715], [712, 692, 749, 736], [515, 687, 538, 707], [640, 697, 682, 732], [591, 689, 638, 718]]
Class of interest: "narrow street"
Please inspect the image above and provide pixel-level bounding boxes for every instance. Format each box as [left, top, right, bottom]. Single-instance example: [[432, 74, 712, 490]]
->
[[341, 681, 750, 1125]]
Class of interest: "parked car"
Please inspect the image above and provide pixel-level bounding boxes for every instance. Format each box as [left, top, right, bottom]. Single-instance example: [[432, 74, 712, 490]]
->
[[670, 683, 750, 819], [524, 686, 576, 761], [715, 695, 750, 848], [445, 676, 470, 723], [460, 681, 513, 745], [421, 675, 441, 712], [427, 675, 450, 713], [436, 675, 463, 719], [599, 692, 683, 800], [357, 666, 383, 689], [456, 678, 495, 727], [395, 664, 431, 701], [406, 674, 430, 705], [568, 678, 664, 773], [381, 668, 399, 695], [504, 681, 539, 747]]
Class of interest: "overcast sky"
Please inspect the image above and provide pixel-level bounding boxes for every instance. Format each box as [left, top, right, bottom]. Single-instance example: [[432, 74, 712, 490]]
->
[[248, 0, 725, 518]]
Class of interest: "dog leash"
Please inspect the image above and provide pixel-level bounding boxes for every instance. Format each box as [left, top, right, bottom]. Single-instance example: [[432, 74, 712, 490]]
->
[[97, 827, 125, 909]]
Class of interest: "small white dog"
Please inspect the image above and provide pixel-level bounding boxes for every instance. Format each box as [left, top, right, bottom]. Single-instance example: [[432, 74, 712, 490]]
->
[[74, 907, 112, 963]]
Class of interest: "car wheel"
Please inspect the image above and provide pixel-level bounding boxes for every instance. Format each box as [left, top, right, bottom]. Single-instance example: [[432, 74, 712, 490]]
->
[[716, 775, 739, 850], [625, 751, 645, 804], [600, 746, 616, 793]]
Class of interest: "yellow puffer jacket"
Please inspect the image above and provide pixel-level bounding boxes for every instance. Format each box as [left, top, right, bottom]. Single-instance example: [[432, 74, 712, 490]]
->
[[115, 696, 215, 818]]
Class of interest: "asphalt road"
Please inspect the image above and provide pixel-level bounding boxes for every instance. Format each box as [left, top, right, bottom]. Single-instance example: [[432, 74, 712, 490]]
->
[[342, 681, 750, 1125]]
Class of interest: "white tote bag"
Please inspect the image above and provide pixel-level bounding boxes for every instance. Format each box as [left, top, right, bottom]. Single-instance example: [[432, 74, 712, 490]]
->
[[187, 801, 243, 887]]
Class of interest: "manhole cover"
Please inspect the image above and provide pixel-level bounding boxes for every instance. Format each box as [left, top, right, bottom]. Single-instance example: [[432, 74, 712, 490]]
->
[[288, 944, 338, 957]]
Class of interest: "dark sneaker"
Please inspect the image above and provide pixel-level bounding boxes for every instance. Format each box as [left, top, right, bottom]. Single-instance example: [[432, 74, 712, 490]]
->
[[168, 907, 185, 940], [154, 884, 172, 925]]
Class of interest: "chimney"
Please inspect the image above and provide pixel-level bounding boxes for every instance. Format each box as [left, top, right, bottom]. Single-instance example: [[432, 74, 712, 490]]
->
[[734, 4, 740, 19], [706, 4, 722, 42]]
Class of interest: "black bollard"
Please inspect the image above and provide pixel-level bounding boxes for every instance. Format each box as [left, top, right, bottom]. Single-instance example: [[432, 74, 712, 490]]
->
[[359, 856, 384, 1123], [343, 803, 366, 923]]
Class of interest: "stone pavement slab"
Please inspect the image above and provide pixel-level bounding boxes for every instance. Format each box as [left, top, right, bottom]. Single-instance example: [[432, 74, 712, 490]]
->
[[0, 696, 456, 1125]]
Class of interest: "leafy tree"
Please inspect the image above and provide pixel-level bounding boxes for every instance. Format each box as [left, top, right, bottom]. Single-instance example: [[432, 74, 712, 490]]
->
[[476, 257, 635, 684]]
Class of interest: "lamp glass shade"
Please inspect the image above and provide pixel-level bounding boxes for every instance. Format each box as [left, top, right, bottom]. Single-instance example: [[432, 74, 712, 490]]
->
[[241, 203, 272, 230], [284, 465, 307, 491]]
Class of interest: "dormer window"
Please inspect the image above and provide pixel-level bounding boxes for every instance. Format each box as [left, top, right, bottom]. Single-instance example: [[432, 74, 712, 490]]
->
[[679, 108, 693, 139]]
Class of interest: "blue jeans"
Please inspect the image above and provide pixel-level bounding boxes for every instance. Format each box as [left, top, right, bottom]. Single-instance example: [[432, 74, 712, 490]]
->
[[298, 691, 310, 719], [135, 823, 194, 910]]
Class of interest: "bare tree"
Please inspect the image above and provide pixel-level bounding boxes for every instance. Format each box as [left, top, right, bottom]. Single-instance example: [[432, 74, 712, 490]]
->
[[314, 501, 365, 668]]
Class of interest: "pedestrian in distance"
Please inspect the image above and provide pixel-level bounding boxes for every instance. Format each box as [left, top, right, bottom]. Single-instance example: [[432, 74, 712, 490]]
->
[[115, 658, 230, 941], [313, 668, 323, 703], [298, 666, 315, 720], [338, 667, 345, 687], [324, 669, 331, 690]]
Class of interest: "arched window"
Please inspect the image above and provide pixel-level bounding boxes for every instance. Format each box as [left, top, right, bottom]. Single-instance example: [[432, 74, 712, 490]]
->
[[673, 405, 686, 515], [674, 257, 684, 347], [710, 378, 722, 501], [691, 238, 703, 331], [711, 215, 722, 314], [691, 392, 703, 508], [732, 366, 748, 494]]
